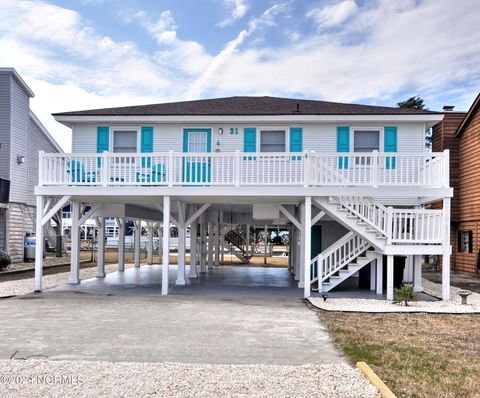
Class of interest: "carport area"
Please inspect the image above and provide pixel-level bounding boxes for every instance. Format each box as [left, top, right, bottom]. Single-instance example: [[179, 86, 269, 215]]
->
[[0, 265, 342, 364]]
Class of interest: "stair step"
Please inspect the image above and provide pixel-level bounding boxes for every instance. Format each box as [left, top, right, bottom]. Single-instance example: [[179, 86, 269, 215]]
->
[[376, 235, 387, 240], [336, 208, 348, 212], [366, 228, 377, 233], [346, 215, 358, 219], [356, 221, 367, 226]]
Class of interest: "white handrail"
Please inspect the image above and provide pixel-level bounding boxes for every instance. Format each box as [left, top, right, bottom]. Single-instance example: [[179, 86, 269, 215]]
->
[[39, 150, 449, 188]]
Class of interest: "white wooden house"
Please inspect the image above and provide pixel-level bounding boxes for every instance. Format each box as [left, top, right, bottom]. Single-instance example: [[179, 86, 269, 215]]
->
[[34, 96, 451, 299]]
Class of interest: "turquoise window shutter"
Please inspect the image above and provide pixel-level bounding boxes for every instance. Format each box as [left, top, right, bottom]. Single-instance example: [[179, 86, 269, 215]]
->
[[96, 126, 109, 167], [206, 129, 212, 152], [141, 126, 154, 167], [244, 127, 256, 160], [289, 127, 302, 159], [244, 128, 256, 152], [384, 126, 397, 169], [183, 130, 189, 152], [336, 126, 350, 169]]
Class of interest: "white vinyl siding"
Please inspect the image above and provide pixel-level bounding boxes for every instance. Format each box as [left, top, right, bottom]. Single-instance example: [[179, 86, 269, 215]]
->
[[70, 122, 426, 154]]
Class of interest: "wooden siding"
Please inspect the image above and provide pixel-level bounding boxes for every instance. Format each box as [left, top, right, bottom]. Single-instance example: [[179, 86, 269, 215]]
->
[[431, 113, 465, 220], [0, 74, 11, 181], [451, 221, 480, 276], [7, 203, 35, 262], [0, 208, 6, 251], [9, 77, 30, 204]]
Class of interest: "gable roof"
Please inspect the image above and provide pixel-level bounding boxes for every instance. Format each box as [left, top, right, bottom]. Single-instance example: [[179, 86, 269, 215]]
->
[[0, 67, 35, 98], [30, 111, 63, 153], [53, 96, 441, 117], [456, 92, 480, 137]]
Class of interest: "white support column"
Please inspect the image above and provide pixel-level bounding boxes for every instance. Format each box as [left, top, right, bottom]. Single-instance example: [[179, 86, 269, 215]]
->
[[264, 225, 268, 265], [370, 261, 376, 291], [189, 221, 198, 278], [162, 196, 171, 295], [442, 197, 451, 300], [303, 197, 312, 297], [147, 222, 154, 265], [376, 255, 383, 295], [386, 255, 394, 300], [200, 215, 207, 273], [413, 255, 423, 292], [176, 201, 186, 285], [96, 217, 106, 278], [403, 255, 414, 283], [299, 203, 305, 287], [34, 195, 44, 292], [69, 201, 81, 284], [215, 211, 220, 266], [246, 224, 250, 257], [208, 222, 214, 270], [157, 222, 163, 261], [134, 220, 141, 268], [117, 218, 125, 272]]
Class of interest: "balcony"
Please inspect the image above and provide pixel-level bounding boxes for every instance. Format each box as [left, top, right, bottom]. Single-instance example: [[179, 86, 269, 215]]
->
[[38, 150, 449, 189]]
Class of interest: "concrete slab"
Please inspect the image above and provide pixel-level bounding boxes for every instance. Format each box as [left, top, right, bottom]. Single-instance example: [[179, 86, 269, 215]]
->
[[0, 266, 344, 365]]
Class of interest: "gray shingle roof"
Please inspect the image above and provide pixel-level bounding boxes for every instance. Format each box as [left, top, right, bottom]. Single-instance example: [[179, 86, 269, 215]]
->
[[53, 96, 440, 116]]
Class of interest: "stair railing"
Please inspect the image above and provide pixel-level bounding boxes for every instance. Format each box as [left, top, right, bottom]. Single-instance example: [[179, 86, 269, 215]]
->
[[311, 231, 370, 285]]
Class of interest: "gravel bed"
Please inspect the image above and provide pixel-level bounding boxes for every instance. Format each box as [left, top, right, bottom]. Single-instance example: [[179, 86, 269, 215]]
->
[[309, 278, 480, 313], [0, 359, 378, 398], [1, 257, 73, 273], [0, 263, 134, 297]]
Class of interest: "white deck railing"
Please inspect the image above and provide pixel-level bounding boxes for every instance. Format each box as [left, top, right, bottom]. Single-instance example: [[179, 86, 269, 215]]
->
[[38, 150, 449, 188]]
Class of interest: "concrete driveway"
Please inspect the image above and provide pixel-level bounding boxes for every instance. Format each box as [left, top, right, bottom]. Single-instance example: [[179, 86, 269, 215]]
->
[[0, 266, 343, 365]]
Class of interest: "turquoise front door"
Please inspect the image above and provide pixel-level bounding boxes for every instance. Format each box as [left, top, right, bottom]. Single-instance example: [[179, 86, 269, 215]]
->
[[183, 129, 212, 183]]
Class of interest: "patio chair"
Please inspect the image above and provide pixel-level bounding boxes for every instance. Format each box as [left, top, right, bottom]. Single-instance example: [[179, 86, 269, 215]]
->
[[136, 163, 165, 184], [67, 160, 97, 183]]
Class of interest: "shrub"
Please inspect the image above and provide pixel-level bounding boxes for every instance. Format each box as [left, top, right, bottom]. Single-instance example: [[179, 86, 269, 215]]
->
[[0, 249, 11, 271], [393, 283, 416, 306]]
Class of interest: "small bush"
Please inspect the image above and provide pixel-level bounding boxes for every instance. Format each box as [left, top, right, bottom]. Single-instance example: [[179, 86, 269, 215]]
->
[[0, 249, 11, 271], [393, 283, 416, 306]]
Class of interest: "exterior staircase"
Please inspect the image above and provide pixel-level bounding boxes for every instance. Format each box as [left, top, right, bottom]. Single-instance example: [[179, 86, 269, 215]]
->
[[224, 230, 252, 263], [311, 231, 377, 292]]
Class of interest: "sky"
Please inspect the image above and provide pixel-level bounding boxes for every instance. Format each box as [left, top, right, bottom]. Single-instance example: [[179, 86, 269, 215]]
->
[[0, 0, 479, 151]]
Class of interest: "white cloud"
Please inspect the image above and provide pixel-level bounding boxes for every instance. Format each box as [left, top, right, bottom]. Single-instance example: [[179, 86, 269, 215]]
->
[[218, 0, 248, 27], [306, 0, 358, 28]]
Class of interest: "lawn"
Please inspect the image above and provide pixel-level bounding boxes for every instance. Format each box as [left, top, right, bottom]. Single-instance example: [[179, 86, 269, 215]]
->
[[320, 311, 480, 398]]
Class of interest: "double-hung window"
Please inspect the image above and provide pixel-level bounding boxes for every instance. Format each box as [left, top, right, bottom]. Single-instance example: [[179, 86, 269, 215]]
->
[[353, 130, 380, 165], [113, 130, 137, 153], [260, 130, 286, 152]]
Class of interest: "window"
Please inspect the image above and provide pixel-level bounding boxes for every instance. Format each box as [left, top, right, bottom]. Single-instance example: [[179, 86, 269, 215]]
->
[[113, 130, 137, 153], [260, 130, 286, 152], [458, 230, 473, 253], [354, 130, 380, 152], [187, 131, 208, 153]]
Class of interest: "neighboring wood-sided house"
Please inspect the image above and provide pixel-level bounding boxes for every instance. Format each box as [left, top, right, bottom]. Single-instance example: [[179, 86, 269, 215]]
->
[[0, 68, 62, 262], [34, 96, 452, 299], [432, 94, 480, 276]]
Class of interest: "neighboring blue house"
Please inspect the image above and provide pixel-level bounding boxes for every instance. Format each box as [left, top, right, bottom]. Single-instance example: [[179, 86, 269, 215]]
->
[[0, 68, 62, 262]]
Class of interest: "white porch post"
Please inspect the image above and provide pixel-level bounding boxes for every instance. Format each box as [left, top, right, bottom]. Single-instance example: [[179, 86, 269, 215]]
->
[[189, 221, 198, 278], [370, 262, 376, 291], [162, 196, 171, 295], [200, 215, 206, 273], [117, 218, 125, 272], [176, 201, 186, 285], [403, 255, 414, 283], [386, 255, 394, 300], [442, 197, 451, 300], [215, 211, 220, 266], [413, 255, 423, 292], [34, 195, 44, 292], [303, 196, 312, 298], [299, 203, 305, 287], [134, 220, 141, 268], [69, 201, 81, 284], [157, 222, 163, 260], [263, 225, 268, 265], [246, 224, 250, 257], [208, 222, 214, 270], [96, 217, 106, 277], [376, 255, 383, 295], [147, 222, 154, 265]]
